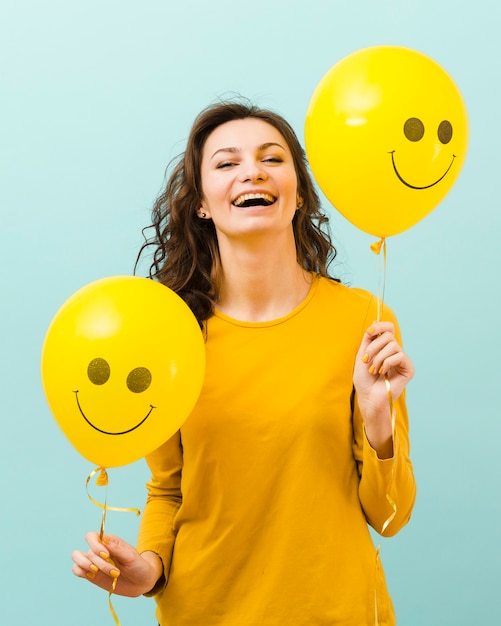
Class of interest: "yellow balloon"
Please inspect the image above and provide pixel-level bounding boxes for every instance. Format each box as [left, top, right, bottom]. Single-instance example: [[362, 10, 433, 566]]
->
[[41, 276, 206, 468], [305, 46, 469, 237]]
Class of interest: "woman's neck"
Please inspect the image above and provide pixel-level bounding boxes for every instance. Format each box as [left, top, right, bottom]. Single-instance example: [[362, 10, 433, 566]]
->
[[216, 234, 312, 322]]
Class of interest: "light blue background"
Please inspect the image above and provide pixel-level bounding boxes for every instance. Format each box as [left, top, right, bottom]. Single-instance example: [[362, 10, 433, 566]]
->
[[1, 1, 499, 624]]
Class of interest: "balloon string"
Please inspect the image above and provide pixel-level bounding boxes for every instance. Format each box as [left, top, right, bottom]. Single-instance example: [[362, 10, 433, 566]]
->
[[381, 375, 397, 533], [108, 577, 120, 626], [374, 546, 381, 626], [370, 237, 387, 322], [370, 238, 397, 625], [85, 467, 141, 527], [86, 467, 141, 626], [370, 238, 397, 517]]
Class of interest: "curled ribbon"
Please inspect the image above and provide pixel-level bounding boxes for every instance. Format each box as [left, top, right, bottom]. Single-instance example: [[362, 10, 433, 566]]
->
[[86, 467, 141, 626]]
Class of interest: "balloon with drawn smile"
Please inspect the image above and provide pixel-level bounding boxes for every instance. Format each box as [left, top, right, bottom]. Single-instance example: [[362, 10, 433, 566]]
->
[[41, 276, 206, 468], [305, 45, 469, 238]]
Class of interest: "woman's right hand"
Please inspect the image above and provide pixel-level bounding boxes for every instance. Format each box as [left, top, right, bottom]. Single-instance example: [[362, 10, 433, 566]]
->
[[72, 532, 163, 597]]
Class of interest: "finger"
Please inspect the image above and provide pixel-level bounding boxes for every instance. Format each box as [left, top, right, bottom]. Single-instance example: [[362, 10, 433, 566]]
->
[[71, 550, 94, 579], [72, 563, 120, 592], [371, 352, 401, 377], [98, 534, 140, 568], [82, 533, 136, 575], [84, 532, 121, 568], [71, 550, 110, 583], [366, 320, 395, 338], [84, 548, 122, 581], [358, 322, 395, 358], [379, 352, 415, 380], [72, 548, 92, 568], [86, 554, 121, 583], [84, 530, 108, 554], [363, 334, 400, 370], [72, 562, 89, 579], [74, 539, 120, 579], [368, 339, 401, 374]]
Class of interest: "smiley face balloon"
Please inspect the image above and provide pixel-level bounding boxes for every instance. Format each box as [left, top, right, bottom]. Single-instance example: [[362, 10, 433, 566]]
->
[[305, 46, 469, 237], [41, 276, 206, 468]]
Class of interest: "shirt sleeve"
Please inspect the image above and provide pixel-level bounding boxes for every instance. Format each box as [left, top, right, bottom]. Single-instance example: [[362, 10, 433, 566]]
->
[[136, 430, 183, 594], [351, 305, 417, 537], [352, 389, 416, 536]]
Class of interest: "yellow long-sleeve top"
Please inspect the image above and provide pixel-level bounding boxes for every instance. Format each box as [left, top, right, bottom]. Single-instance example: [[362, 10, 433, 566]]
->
[[137, 275, 416, 626]]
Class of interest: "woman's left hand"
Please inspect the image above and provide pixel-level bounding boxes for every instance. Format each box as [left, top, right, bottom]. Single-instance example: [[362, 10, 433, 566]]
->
[[353, 321, 414, 457]]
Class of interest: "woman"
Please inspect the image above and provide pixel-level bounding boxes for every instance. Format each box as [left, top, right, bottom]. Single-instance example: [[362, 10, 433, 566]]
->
[[72, 100, 416, 625]]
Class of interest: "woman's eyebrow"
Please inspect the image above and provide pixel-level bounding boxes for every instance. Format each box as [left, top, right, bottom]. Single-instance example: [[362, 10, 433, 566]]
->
[[210, 142, 286, 160], [259, 142, 286, 151], [211, 146, 239, 159]]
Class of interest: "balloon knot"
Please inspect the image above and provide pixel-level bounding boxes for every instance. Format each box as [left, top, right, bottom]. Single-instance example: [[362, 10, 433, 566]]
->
[[95, 467, 109, 487], [370, 238, 385, 255]]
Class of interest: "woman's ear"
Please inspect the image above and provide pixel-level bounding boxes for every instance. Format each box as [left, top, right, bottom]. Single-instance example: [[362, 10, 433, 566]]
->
[[197, 201, 211, 219]]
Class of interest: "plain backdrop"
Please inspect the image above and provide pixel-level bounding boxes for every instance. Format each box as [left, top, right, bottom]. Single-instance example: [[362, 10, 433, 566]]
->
[[1, 1, 499, 625]]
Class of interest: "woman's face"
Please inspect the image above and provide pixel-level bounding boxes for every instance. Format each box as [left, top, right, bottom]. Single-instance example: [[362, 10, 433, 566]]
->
[[199, 118, 299, 243]]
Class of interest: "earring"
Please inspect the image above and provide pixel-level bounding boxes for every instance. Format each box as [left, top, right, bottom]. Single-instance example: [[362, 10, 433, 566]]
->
[[297, 197, 303, 209], [198, 209, 207, 218]]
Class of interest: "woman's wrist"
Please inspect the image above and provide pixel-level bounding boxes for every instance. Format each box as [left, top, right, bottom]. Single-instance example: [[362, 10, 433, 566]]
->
[[357, 399, 394, 459], [140, 551, 164, 594]]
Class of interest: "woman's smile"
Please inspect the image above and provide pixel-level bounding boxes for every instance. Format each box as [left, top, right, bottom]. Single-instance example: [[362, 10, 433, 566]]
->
[[232, 192, 277, 207]]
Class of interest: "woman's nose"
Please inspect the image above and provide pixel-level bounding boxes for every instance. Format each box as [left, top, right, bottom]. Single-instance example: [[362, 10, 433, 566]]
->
[[239, 160, 267, 182]]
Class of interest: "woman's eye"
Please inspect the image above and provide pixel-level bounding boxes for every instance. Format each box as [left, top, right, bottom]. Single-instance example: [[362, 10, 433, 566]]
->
[[263, 157, 283, 163], [217, 161, 236, 169]]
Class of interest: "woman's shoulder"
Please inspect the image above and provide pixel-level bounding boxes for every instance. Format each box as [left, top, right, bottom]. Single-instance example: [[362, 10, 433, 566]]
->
[[316, 275, 398, 327], [316, 275, 375, 305]]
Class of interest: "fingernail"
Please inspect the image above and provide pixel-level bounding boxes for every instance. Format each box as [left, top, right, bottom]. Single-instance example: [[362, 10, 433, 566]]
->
[[378, 366, 384, 375], [362, 353, 369, 363], [99, 551, 110, 560], [369, 365, 375, 375], [110, 569, 120, 578], [86, 571, 95, 580], [89, 563, 99, 573], [367, 326, 375, 335]]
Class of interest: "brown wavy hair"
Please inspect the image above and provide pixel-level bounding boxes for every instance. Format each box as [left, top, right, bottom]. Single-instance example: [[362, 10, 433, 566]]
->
[[136, 98, 338, 326]]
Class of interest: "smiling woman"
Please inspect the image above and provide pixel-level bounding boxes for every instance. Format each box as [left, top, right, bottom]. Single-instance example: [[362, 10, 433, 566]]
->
[[71, 99, 416, 626], [138, 100, 335, 326]]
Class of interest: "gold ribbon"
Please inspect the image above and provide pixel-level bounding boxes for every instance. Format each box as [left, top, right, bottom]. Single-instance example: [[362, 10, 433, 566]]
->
[[381, 376, 397, 534], [370, 238, 397, 624], [370, 237, 387, 323], [86, 467, 141, 626], [374, 545, 381, 626]]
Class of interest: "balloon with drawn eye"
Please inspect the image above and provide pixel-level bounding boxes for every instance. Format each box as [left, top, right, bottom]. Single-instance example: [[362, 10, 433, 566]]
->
[[41, 276, 206, 468], [305, 45, 469, 237]]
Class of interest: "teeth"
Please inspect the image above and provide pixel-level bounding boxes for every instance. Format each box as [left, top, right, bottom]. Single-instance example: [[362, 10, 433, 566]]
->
[[233, 193, 276, 206]]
